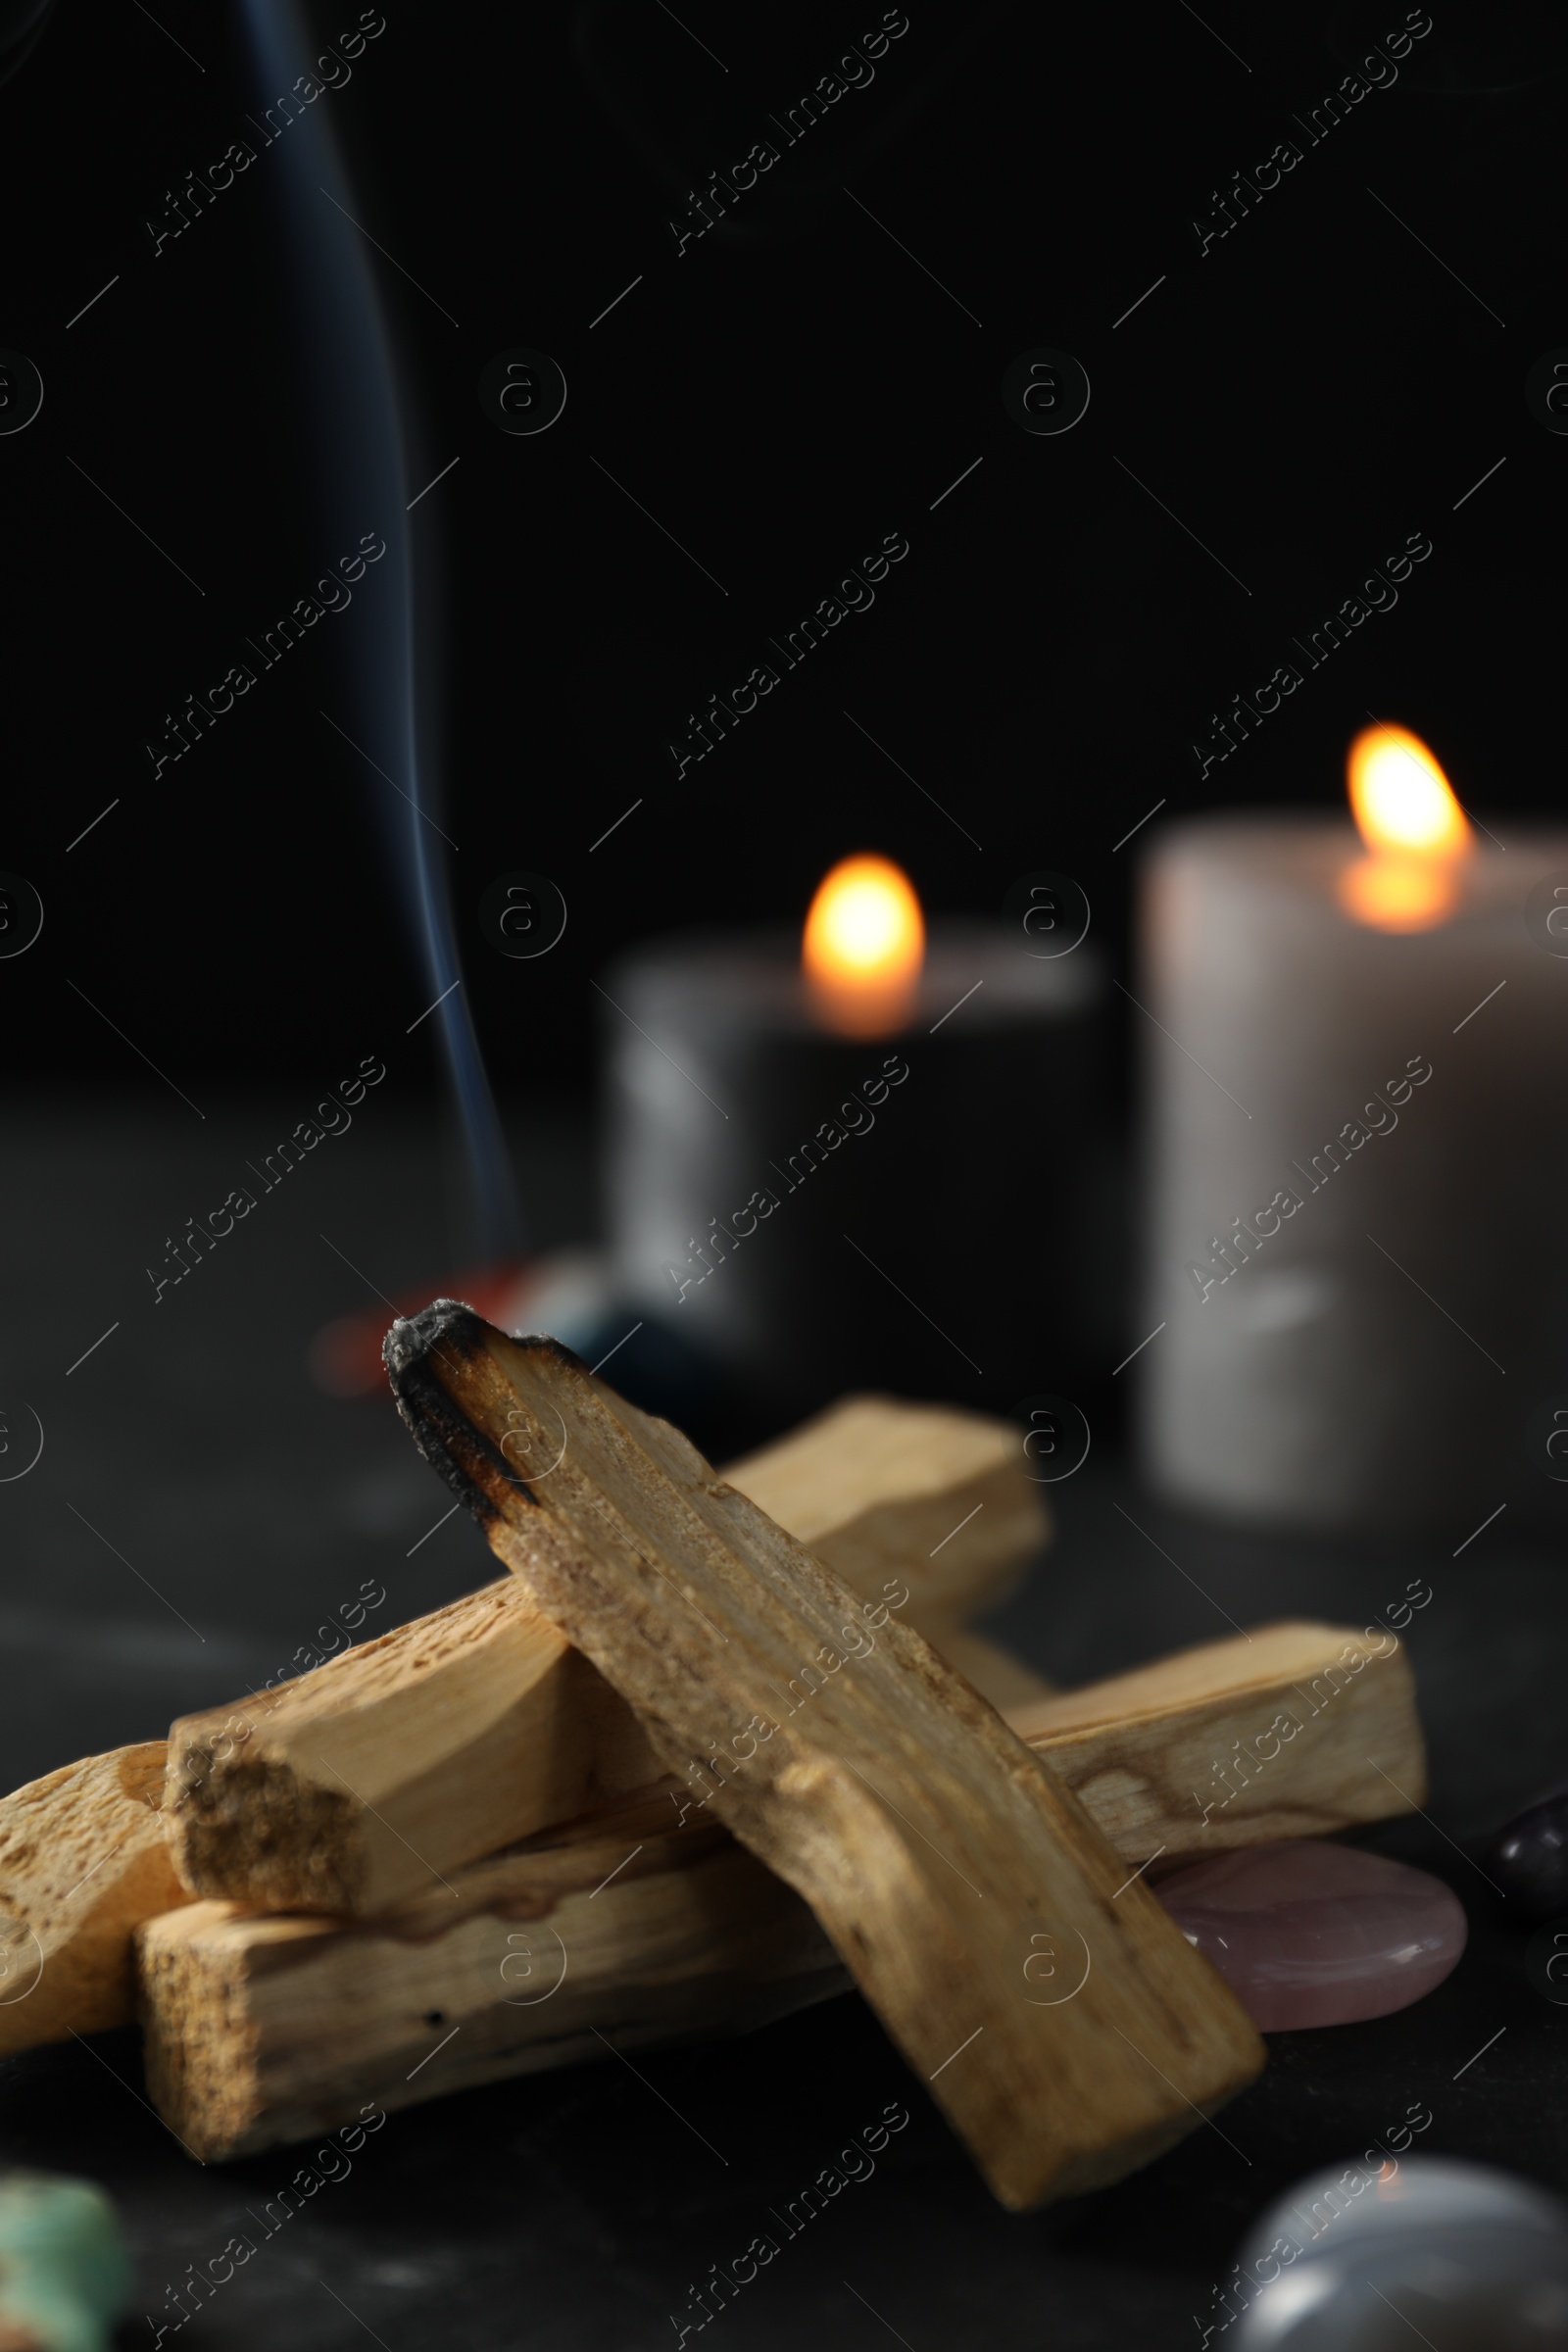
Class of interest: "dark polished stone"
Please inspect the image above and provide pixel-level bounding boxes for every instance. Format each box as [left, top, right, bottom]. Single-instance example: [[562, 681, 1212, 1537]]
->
[[1487, 1792, 1568, 1923]]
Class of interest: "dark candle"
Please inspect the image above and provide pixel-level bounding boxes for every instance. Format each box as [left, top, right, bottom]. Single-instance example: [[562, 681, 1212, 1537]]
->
[[603, 891, 1113, 1431]]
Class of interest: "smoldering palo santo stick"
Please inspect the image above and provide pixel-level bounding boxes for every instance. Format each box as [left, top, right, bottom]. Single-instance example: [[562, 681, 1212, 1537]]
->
[[382, 1303, 1265, 2211], [165, 1394, 1052, 1916]]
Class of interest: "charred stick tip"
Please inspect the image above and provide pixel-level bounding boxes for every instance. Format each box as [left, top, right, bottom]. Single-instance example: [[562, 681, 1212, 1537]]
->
[[381, 1303, 597, 1524], [380, 1297, 491, 1386], [381, 1301, 593, 1390], [382, 1299, 509, 1523]]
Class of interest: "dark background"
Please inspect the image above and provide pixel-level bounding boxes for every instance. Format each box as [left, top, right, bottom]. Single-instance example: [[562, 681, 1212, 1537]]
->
[[3, 2, 1568, 2346], [4, 0, 1563, 1109]]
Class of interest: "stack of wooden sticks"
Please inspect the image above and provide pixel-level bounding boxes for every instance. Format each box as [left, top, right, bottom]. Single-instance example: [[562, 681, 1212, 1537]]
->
[[0, 1304, 1428, 2207]]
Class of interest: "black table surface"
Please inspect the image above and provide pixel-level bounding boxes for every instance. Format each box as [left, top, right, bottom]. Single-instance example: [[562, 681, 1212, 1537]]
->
[[2, 1098, 1562, 2350]]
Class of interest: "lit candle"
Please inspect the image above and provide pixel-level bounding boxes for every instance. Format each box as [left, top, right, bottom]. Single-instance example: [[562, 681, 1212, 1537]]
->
[[603, 856, 1110, 1437], [1137, 728, 1568, 1532], [802, 855, 925, 1038], [1337, 722, 1474, 930]]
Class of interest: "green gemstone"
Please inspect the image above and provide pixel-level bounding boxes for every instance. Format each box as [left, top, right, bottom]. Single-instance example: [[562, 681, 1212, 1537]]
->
[[0, 2173, 133, 2352]]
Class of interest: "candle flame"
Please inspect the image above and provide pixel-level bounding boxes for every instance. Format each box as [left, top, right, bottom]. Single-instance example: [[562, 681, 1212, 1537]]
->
[[803, 854, 924, 1037], [1348, 724, 1468, 856], [1338, 724, 1472, 932]]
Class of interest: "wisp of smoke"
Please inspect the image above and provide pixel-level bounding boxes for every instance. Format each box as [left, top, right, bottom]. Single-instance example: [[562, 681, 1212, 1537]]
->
[[238, 0, 519, 1261]]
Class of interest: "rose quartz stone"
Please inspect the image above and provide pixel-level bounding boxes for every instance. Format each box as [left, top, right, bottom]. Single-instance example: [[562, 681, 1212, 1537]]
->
[[1154, 1841, 1467, 2030]]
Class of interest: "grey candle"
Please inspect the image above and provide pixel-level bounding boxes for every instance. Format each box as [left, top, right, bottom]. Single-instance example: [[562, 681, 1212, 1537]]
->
[[1137, 732, 1568, 1532]]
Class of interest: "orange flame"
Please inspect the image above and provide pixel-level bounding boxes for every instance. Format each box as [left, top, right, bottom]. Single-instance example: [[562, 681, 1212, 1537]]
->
[[1337, 724, 1472, 932], [803, 855, 924, 1037]]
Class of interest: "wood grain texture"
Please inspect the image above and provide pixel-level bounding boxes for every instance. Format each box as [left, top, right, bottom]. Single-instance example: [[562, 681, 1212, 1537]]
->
[[382, 1304, 1265, 2209], [0, 1743, 186, 2055], [165, 1396, 1050, 1916], [133, 1613, 1425, 2162], [920, 1617, 1059, 1714], [723, 1394, 1049, 1620], [11, 1616, 1419, 2073], [1015, 1620, 1428, 1862], [137, 1790, 842, 2163], [164, 1582, 653, 1915]]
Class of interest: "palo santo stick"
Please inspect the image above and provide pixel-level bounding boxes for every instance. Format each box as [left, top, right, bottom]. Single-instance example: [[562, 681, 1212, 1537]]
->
[[919, 1617, 1059, 1714], [165, 1582, 649, 1915], [12, 1616, 1418, 2068], [139, 1793, 840, 2163], [382, 1307, 1264, 2211], [1015, 1619, 1427, 1859], [165, 1396, 1050, 1916], [722, 1394, 1048, 1620], [135, 1615, 1424, 2163], [0, 1743, 186, 2056]]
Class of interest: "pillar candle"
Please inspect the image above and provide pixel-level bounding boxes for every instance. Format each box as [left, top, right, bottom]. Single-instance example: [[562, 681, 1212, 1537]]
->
[[1138, 793, 1568, 1532], [604, 917, 1113, 1431]]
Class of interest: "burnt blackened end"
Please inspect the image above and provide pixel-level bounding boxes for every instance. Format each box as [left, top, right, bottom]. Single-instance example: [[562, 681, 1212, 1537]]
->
[[381, 1307, 600, 1523], [381, 1303, 591, 1390], [382, 1298, 511, 1524]]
